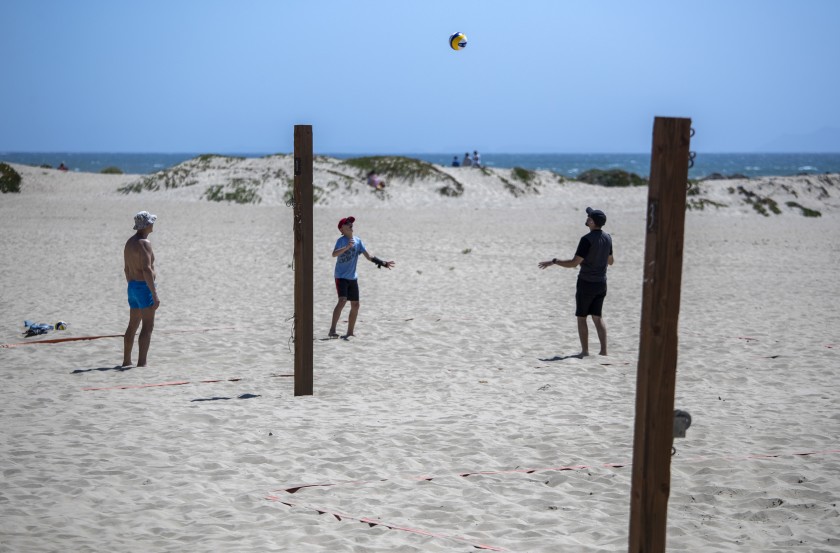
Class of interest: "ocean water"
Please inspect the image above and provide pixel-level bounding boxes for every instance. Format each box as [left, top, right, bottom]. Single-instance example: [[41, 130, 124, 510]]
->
[[2, 151, 839, 179]]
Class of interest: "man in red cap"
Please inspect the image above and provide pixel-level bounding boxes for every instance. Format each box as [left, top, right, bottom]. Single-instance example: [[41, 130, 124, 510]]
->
[[538, 207, 614, 356], [329, 216, 395, 338]]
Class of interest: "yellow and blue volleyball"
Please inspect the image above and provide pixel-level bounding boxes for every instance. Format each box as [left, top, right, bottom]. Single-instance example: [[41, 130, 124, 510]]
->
[[449, 32, 467, 51]]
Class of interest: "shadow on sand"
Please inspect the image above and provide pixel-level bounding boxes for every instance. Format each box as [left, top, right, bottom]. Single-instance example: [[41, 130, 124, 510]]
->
[[538, 354, 586, 362], [191, 393, 261, 402], [71, 365, 134, 374]]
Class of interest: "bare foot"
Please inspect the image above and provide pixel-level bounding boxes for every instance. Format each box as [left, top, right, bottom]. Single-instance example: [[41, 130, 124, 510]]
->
[[328, 331, 339, 339], [342, 333, 355, 340]]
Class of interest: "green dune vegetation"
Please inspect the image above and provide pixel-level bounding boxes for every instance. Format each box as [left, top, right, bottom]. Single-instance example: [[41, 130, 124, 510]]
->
[[105, 153, 836, 216], [0, 162, 22, 193], [576, 168, 647, 187], [340, 156, 464, 197]]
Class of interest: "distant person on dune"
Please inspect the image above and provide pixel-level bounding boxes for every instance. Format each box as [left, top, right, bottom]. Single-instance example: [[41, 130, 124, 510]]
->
[[122, 211, 160, 367], [539, 207, 614, 356], [366, 170, 385, 190], [451, 156, 460, 167], [329, 216, 394, 338], [58, 163, 68, 171], [462, 153, 472, 167], [473, 150, 481, 168]]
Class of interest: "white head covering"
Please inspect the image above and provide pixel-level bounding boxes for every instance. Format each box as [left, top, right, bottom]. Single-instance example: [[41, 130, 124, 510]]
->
[[133, 211, 157, 230]]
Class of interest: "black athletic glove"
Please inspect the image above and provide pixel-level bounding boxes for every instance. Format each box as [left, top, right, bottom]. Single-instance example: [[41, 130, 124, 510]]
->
[[371, 256, 386, 269]]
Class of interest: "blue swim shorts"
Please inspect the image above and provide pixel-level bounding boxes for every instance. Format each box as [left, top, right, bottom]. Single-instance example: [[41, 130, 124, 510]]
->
[[127, 281, 155, 309]]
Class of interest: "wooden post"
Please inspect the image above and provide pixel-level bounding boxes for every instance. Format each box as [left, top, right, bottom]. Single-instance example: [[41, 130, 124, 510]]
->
[[293, 125, 314, 396], [628, 116, 692, 552]]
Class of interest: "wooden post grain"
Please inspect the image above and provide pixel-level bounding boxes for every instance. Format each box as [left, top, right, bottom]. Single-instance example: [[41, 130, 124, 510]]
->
[[293, 125, 314, 396], [628, 117, 692, 552]]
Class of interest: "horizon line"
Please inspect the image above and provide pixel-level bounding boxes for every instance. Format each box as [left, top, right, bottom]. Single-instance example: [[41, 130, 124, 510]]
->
[[4, 150, 840, 156]]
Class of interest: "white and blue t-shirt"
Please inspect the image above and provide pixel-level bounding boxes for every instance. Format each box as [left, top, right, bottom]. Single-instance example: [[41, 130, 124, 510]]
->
[[334, 236, 367, 280]]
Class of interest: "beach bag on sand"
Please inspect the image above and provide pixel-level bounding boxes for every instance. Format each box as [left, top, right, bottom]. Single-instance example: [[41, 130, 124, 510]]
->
[[22, 320, 66, 337], [24, 324, 52, 337]]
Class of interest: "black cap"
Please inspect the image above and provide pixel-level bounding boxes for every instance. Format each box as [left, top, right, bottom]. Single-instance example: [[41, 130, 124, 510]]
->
[[586, 207, 607, 227]]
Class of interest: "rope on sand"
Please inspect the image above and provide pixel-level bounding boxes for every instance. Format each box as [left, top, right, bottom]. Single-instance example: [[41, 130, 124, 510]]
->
[[82, 374, 294, 391], [266, 448, 840, 549], [1, 334, 124, 348], [0, 326, 238, 349], [270, 448, 840, 495], [265, 496, 507, 551], [83, 378, 241, 391], [272, 461, 629, 496]]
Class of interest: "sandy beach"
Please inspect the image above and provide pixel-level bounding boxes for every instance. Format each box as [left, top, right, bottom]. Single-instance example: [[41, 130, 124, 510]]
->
[[1, 160, 839, 552]]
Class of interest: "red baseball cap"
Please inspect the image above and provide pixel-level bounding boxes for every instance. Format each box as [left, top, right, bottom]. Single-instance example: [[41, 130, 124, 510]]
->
[[337, 216, 355, 230]]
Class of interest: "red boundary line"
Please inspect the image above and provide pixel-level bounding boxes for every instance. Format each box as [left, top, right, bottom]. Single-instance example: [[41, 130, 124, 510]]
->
[[82, 375, 294, 392], [1, 334, 124, 348], [265, 448, 840, 550], [270, 448, 840, 495], [265, 496, 507, 551], [84, 380, 192, 391], [1, 326, 238, 349]]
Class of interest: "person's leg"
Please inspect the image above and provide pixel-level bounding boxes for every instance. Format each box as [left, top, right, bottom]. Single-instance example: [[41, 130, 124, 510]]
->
[[346, 301, 360, 337], [592, 315, 607, 355], [122, 308, 142, 367], [589, 285, 607, 355], [577, 316, 589, 357], [575, 280, 593, 357], [343, 280, 360, 337], [330, 298, 347, 336], [136, 307, 156, 367]]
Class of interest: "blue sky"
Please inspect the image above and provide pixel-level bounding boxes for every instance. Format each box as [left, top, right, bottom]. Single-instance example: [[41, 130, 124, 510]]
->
[[3, 0, 839, 153]]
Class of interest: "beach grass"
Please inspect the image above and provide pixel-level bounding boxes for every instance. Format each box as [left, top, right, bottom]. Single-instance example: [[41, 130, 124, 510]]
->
[[341, 155, 464, 197], [786, 201, 822, 217], [0, 162, 22, 193], [577, 168, 647, 187], [203, 178, 262, 204]]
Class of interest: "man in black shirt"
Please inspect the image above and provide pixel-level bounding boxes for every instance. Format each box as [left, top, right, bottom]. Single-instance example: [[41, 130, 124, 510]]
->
[[539, 207, 614, 356]]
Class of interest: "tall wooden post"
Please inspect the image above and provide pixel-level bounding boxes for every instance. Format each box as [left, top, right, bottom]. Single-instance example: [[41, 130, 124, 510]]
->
[[293, 125, 314, 396], [628, 116, 692, 552]]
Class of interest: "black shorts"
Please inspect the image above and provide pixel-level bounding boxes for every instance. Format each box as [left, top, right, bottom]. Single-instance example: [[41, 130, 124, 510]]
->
[[575, 279, 607, 317], [335, 278, 360, 301]]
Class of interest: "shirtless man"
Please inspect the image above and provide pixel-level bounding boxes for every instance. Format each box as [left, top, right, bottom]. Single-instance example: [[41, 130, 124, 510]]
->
[[122, 211, 160, 367]]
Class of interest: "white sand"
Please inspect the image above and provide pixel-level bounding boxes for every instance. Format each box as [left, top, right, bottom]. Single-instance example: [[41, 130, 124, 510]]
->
[[1, 161, 839, 552]]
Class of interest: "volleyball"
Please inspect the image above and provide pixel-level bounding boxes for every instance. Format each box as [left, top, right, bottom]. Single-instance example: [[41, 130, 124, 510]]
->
[[449, 32, 467, 51]]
